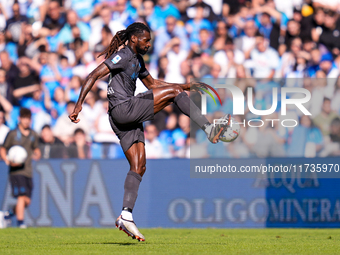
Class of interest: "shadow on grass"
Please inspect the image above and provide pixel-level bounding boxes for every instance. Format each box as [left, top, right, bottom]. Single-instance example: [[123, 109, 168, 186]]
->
[[63, 242, 140, 246], [100, 242, 139, 246]]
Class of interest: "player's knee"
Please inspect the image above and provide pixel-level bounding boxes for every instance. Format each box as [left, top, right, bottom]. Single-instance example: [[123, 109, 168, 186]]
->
[[25, 198, 31, 207], [140, 165, 146, 176], [130, 163, 146, 176], [137, 164, 146, 176]]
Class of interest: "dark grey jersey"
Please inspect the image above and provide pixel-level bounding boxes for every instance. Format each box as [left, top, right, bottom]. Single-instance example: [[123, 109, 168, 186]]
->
[[2, 128, 39, 178], [103, 46, 150, 110]]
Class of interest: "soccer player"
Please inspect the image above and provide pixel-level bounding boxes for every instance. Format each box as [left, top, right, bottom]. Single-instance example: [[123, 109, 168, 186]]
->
[[69, 22, 229, 241], [0, 108, 41, 228]]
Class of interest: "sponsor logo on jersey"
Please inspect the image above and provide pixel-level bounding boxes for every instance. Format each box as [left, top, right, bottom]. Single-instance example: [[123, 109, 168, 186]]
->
[[112, 55, 121, 64], [107, 87, 114, 95]]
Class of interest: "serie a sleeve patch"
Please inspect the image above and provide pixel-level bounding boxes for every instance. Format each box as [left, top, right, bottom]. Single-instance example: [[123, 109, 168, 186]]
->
[[112, 55, 122, 64]]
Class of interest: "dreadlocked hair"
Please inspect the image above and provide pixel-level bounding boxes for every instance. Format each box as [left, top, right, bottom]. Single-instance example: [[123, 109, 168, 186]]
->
[[98, 22, 151, 59]]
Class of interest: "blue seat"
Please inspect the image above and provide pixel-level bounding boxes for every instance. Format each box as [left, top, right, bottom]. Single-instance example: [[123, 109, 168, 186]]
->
[[108, 144, 125, 159], [91, 143, 103, 159]]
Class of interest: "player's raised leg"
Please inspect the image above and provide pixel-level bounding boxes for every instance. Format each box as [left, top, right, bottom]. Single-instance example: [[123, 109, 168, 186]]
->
[[115, 142, 146, 241], [152, 85, 230, 144]]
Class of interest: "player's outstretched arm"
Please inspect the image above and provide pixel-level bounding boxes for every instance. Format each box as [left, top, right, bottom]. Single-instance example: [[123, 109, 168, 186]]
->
[[69, 63, 110, 123], [141, 74, 190, 90], [141, 75, 209, 92]]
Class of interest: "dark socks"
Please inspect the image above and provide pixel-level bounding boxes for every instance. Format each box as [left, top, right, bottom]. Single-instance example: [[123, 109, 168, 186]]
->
[[174, 92, 210, 129], [17, 220, 24, 226], [122, 171, 142, 211]]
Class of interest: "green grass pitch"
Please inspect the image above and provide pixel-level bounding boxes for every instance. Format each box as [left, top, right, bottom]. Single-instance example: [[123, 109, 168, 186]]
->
[[0, 228, 339, 254]]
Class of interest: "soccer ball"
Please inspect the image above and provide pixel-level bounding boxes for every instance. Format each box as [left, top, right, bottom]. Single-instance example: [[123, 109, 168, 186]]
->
[[219, 118, 240, 143], [7, 145, 28, 164]]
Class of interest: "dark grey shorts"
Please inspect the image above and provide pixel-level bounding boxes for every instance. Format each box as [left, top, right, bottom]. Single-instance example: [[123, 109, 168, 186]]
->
[[109, 90, 154, 152], [10, 174, 33, 198]]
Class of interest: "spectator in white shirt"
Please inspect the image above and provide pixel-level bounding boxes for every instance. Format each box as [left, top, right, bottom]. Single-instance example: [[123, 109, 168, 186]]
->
[[144, 124, 164, 159], [53, 101, 90, 145], [244, 34, 279, 80], [93, 99, 120, 144], [89, 5, 125, 51], [312, 0, 340, 11], [0, 109, 9, 146], [213, 37, 245, 77], [235, 19, 258, 59], [82, 91, 104, 137], [159, 37, 188, 83]]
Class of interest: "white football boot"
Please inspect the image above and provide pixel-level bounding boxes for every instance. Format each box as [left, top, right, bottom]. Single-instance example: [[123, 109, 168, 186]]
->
[[207, 114, 231, 143], [0, 211, 7, 229], [19, 224, 27, 229], [115, 215, 145, 241]]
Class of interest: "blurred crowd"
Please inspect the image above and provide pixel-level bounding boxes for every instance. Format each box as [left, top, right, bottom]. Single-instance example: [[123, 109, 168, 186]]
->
[[0, 0, 340, 159]]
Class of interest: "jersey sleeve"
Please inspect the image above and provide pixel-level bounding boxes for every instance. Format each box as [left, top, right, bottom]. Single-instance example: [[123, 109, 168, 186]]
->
[[138, 56, 150, 80], [2, 131, 14, 150], [104, 52, 128, 72]]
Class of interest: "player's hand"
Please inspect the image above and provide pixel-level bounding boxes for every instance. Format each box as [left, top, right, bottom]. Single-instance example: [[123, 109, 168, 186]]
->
[[4, 158, 9, 166], [69, 106, 82, 123], [9, 161, 23, 167]]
